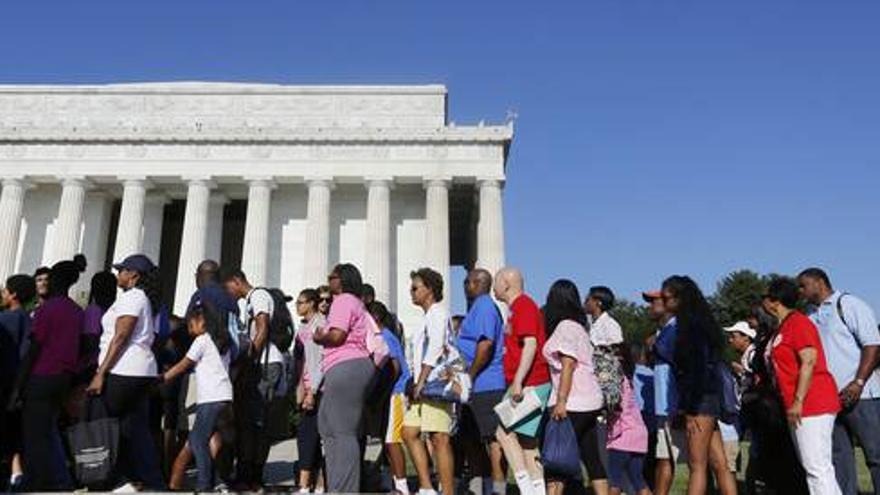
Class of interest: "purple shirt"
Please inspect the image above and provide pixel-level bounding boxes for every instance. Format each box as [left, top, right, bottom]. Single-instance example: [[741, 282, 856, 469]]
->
[[31, 296, 85, 376], [79, 303, 105, 371]]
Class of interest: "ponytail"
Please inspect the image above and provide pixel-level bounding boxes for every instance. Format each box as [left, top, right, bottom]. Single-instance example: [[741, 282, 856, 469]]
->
[[135, 267, 162, 315], [188, 300, 231, 356]]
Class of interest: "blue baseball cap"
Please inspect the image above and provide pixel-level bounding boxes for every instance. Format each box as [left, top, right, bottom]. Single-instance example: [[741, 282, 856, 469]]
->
[[113, 254, 156, 274]]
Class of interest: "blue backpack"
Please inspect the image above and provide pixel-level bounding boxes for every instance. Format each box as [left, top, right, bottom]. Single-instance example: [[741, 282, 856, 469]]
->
[[718, 362, 740, 424]]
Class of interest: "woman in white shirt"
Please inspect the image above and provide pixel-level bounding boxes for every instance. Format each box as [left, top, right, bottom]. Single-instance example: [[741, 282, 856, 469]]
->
[[86, 254, 164, 489], [163, 298, 233, 491]]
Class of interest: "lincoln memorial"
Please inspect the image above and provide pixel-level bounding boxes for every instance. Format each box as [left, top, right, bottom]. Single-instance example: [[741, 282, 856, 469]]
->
[[0, 82, 512, 332]]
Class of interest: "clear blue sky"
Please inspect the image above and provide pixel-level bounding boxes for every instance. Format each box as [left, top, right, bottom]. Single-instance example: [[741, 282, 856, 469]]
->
[[3, 1, 879, 317]]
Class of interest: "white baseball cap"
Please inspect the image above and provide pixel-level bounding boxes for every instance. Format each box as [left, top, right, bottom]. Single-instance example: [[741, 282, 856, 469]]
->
[[724, 321, 756, 340]]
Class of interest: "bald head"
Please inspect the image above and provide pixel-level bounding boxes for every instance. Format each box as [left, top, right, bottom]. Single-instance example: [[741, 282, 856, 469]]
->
[[196, 259, 220, 289], [494, 267, 524, 303], [465, 268, 493, 299]]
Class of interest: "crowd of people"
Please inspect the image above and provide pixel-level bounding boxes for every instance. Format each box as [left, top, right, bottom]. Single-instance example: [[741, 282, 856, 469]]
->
[[0, 252, 878, 495]]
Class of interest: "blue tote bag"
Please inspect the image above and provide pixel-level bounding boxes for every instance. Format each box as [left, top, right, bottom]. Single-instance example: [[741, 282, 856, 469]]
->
[[541, 417, 581, 479]]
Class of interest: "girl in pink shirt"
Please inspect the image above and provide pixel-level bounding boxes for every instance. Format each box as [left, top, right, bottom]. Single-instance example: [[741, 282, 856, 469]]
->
[[606, 349, 650, 495], [541, 280, 609, 495]]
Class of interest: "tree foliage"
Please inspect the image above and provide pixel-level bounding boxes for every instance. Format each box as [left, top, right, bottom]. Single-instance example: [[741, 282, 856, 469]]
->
[[610, 299, 655, 344], [710, 269, 769, 326]]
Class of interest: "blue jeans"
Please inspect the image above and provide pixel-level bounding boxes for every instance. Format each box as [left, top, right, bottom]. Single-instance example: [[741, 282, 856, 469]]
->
[[607, 449, 647, 492], [190, 401, 230, 490], [833, 398, 880, 495]]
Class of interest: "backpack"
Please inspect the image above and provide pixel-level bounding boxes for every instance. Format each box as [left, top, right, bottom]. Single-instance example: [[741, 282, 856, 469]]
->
[[718, 361, 741, 424], [248, 287, 295, 353], [592, 346, 624, 416], [836, 292, 851, 330]]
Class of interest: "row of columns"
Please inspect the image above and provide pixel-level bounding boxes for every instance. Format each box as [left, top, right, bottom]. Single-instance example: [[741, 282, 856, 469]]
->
[[0, 175, 505, 315]]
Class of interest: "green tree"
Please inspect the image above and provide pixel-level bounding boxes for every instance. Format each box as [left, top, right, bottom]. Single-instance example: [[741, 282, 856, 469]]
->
[[710, 269, 768, 326], [610, 299, 655, 343]]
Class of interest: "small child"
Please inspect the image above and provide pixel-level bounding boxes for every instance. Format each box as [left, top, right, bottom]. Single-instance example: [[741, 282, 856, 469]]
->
[[368, 301, 412, 495], [607, 348, 651, 495], [162, 299, 233, 491]]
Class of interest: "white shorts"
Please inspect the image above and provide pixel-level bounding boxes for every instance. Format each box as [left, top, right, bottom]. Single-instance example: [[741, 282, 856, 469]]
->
[[655, 423, 688, 463]]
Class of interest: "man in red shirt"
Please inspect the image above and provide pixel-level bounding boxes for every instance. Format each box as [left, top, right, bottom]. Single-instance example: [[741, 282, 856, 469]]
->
[[763, 278, 842, 495], [493, 267, 552, 495]]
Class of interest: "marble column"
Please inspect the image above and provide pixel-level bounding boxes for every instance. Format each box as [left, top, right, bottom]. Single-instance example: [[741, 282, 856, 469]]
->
[[365, 177, 392, 304], [424, 177, 451, 305], [52, 177, 88, 263], [303, 178, 332, 288], [476, 178, 506, 276], [174, 177, 213, 315], [240, 177, 274, 286], [0, 178, 27, 283], [112, 177, 149, 263]]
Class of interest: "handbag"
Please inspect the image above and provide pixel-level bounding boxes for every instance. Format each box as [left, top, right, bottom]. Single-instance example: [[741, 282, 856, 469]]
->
[[421, 370, 471, 403], [420, 318, 470, 403], [541, 417, 582, 479], [66, 397, 119, 489]]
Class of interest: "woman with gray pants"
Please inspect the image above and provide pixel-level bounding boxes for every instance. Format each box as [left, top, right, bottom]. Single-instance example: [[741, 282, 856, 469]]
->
[[313, 263, 376, 492]]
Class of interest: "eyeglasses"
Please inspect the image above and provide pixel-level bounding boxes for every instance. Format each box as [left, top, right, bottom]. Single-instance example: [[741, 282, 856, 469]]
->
[[319, 297, 332, 303]]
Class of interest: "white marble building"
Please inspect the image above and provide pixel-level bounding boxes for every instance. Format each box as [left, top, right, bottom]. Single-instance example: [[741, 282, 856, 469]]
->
[[0, 82, 512, 331]]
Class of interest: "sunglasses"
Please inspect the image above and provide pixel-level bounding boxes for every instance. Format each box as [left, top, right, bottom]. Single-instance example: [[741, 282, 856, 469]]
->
[[319, 297, 332, 303]]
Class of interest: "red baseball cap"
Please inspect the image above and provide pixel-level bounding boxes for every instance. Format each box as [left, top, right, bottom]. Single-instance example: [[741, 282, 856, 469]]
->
[[641, 290, 662, 302]]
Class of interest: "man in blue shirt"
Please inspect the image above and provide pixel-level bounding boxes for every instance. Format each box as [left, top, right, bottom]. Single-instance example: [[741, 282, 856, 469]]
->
[[643, 289, 686, 495], [457, 269, 506, 495], [799, 268, 880, 495]]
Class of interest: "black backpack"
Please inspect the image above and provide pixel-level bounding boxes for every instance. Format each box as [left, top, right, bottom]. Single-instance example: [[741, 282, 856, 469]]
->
[[248, 287, 295, 353]]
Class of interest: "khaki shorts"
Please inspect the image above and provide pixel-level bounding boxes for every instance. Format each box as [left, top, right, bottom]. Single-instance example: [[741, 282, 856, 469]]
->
[[655, 423, 688, 462], [723, 440, 739, 473], [403, 399, 453, 434]]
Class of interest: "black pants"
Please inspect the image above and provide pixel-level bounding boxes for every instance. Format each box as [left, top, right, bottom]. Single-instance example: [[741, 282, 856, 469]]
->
[[542, 409, 608, 483], [234, 362, 281, 485], [103, 374, 164, 489], [297, 398, 323, 472], [22, 373, 73, 491]]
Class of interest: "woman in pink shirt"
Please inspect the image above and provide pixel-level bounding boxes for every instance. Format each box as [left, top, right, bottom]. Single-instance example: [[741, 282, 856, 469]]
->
[[542, 279, 609, 495], [313, 263, 376, 493], [606, 348, 650, 495]]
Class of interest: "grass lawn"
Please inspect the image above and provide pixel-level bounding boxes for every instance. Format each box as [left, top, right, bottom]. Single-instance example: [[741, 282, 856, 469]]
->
[[667, 442, 873, 494]]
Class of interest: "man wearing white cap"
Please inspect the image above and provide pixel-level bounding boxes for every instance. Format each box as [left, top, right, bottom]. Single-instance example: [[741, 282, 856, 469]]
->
[[724, 321, 756, 377]]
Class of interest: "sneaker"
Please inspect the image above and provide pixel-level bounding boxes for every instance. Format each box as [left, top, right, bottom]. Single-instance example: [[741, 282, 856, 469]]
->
[[112, 482, 139, 493], [214, 482, 230, 493], [8, 474, 23, 493]]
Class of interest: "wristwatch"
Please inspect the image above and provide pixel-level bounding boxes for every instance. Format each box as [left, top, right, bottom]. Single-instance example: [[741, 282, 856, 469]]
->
[[855, 378, 866, 387]]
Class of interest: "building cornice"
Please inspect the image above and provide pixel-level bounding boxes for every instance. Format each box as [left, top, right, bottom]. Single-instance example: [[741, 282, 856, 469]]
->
[[0, 125, 513, 144]]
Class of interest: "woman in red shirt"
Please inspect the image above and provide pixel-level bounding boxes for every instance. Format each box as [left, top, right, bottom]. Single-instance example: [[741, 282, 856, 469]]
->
[[762, 278, 841, 495]]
